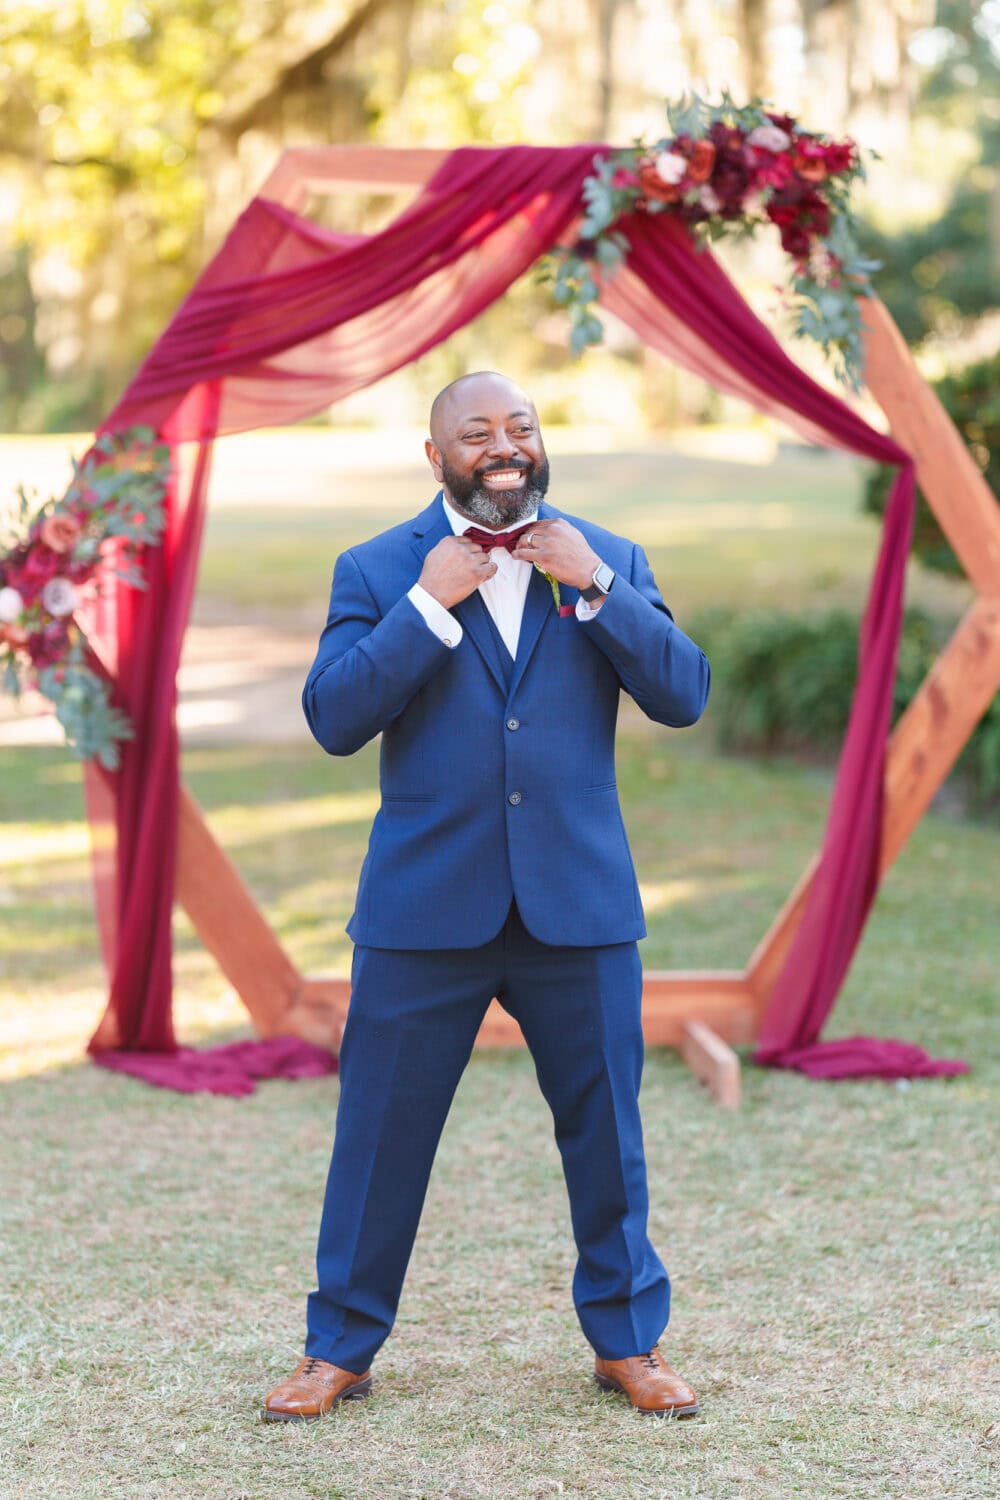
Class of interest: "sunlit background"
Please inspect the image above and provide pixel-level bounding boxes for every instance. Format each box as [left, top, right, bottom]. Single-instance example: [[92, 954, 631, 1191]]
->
[[1, 0, 997, 429]]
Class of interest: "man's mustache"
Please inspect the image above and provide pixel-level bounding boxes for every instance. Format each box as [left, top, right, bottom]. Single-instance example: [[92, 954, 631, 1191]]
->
[[475, 461, 532, 478]]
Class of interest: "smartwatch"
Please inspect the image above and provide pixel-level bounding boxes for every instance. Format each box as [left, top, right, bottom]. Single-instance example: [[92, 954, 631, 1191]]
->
[[580, 562, 615, 602]]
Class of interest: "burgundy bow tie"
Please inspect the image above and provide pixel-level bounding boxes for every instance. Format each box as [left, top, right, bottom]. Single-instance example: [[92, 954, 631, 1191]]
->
[[462, 522, 536, 553]]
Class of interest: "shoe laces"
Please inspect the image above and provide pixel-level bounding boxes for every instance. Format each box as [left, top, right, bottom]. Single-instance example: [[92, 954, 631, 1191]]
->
[[640, 1349, 660, 1371], [301, 1357, 325, 1379]]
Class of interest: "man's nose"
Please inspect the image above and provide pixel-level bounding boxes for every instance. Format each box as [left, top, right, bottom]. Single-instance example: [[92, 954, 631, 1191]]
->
[[487, 431, 517, 459]]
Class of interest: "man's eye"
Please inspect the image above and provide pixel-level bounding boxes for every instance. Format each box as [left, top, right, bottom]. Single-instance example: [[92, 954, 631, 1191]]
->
[[463, 432, 487, 441]]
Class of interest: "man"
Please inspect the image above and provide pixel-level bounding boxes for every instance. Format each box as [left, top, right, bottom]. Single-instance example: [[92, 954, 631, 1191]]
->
[[262, 371, 710, 1421]]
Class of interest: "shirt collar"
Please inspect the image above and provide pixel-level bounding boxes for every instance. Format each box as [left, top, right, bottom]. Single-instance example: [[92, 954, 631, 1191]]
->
[[441, 493, 539, 539]]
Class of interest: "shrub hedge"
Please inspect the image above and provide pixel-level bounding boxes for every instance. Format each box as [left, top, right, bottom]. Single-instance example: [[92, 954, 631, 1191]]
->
[[688, 606, 999, 812]]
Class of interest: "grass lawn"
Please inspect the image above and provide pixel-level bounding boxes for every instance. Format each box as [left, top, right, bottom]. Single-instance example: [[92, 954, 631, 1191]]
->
[[1, 434, 996, 1496], [1, 734, 997, 1499]]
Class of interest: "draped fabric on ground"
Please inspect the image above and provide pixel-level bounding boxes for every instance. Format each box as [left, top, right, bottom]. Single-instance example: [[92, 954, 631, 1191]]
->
[[78, 144, 965, 1094]]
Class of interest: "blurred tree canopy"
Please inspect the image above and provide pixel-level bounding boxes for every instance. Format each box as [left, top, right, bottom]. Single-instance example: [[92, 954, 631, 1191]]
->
[[0, 0, 994, 432], [858, 0, 1000, 346]]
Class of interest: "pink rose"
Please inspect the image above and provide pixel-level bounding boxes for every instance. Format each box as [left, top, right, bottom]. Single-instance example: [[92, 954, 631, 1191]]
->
[[748, 124, 792, 153], [40, 512, 82, 554]]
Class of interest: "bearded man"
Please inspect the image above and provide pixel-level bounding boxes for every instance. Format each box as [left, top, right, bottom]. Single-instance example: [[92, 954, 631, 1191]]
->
[[262, 371, 710, 1421]]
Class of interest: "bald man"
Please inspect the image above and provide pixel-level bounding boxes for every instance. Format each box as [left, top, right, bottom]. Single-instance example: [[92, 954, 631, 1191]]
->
[[263, 373, 710, 1421]]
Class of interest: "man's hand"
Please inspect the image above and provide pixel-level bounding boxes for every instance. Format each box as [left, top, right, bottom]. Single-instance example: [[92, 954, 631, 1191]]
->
[[418, 535, 498, 609], [510, 519, 603, 590]]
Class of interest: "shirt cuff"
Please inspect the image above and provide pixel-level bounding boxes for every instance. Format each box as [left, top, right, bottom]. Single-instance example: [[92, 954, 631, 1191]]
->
[[575, 595, 603, 621], [407, 583, 463, 648]]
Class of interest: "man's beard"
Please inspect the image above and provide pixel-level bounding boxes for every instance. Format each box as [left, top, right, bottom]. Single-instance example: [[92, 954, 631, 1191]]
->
[[441, 456, 550, 529]]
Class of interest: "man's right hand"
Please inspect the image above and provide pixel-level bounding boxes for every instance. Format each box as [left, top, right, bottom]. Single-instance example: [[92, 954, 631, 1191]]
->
[[417, 536, 497, 609]]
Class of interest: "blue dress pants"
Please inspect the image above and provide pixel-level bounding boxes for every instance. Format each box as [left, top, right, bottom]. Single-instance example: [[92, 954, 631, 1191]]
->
[[305, 902, 670, 1373]]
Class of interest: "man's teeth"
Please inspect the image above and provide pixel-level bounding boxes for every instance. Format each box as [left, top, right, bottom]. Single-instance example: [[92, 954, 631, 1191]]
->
[[483, 470, 525, 485]]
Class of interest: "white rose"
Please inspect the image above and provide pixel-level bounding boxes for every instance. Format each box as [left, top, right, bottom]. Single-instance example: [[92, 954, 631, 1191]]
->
[[41, 577, 78, 618], [0, 586, 24, 623], [747, 125, 791, 153], [699, 185, 722, 213], [654, 150, 688, 185]]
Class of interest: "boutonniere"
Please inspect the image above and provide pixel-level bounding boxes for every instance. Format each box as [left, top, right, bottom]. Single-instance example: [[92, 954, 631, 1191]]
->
[[535, 565, 576, 617]]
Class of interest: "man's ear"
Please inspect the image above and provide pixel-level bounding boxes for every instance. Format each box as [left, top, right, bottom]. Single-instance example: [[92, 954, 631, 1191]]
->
[[425, 438, 444, 482]]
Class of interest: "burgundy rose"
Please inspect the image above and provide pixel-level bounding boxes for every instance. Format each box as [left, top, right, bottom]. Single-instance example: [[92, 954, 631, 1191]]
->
[[797, 191, 831, 237], [751, 154, 793, 191], [779, 223, 813, 259], [28, 619, 70, 669], [820, 141, 855, 175], [713, 160, 751, 215], [6, 545, 61, 605], [767, 201, 800, 230]]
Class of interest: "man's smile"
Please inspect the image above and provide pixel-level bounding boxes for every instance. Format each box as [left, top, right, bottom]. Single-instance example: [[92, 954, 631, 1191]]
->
[[480, 468, 527, 489]]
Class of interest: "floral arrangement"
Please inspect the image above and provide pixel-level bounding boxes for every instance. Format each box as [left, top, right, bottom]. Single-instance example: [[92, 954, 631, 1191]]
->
[[543, 92, 880, 389], [0, 426, 169, 767]]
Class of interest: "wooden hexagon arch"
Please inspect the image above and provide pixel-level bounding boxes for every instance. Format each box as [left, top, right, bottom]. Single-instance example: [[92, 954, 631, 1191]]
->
[[169, 147, 1000, 1107]]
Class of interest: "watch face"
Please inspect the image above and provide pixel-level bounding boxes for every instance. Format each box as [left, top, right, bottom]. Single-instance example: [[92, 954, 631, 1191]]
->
[[594, 563, 615, 592]]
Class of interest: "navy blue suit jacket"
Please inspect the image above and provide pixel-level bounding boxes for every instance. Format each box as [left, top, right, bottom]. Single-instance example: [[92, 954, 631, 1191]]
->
[[303, 495, 710, 948]]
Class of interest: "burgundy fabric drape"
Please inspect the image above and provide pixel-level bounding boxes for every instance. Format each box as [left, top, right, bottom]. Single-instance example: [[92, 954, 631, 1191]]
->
[[78, 144, 965, 1093]]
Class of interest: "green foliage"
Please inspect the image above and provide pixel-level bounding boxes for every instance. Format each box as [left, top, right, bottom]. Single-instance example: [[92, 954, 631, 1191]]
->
[[856, 0, 1000, 346], [863, 349, 1000, 576], [36, 646, 132, 769], [858, 178, 997, 346], [1, 425, 169, 763], [1, 0, 543, 429], [0, 0, 260, 421], [689, 604, 1000, 810]]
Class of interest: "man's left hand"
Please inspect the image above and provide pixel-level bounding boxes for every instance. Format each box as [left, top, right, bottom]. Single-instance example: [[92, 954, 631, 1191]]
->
[[510, 519, 603, 590]]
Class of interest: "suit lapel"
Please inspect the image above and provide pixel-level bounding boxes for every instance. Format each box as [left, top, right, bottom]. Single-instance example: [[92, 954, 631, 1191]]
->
[[507, 502, 562, 701], [452, 591, 509, 695], [507, 563, 552, 701], [410, 492, 507, 697], [409, 493, 451, 562]]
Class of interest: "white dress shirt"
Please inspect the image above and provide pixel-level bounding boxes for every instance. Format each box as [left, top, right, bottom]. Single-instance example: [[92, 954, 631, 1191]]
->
[[407, 495, 600, 659]]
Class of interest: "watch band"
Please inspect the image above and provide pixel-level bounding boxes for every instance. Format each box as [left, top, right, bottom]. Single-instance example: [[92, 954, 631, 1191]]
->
[[580, 563, 615, 602]]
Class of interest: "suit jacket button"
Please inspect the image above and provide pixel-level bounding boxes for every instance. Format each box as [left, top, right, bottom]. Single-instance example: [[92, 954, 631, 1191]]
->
[[507, 791, 522, 806], [506, 717, 520, 731]]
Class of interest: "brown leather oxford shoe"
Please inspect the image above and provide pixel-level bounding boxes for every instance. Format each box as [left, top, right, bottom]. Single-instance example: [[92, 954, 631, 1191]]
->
[[594, 1346, 700, 1417], [261, 1356, 372, 1422]]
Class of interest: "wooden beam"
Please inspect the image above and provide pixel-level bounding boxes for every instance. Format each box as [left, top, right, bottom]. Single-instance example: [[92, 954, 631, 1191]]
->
[[286, 976, 351, 1050], [860, 298, 1000, 594], [256, 145, 449, 211], [746, 303, 1000, 1017], [175, 783, 302, 1038], [881, 597, 1000, 868], [679, 1020, 741, 1108], [744, 851, 819, 1016], [274, 971, 756, 1054], [173, 790, 758, 1059]]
